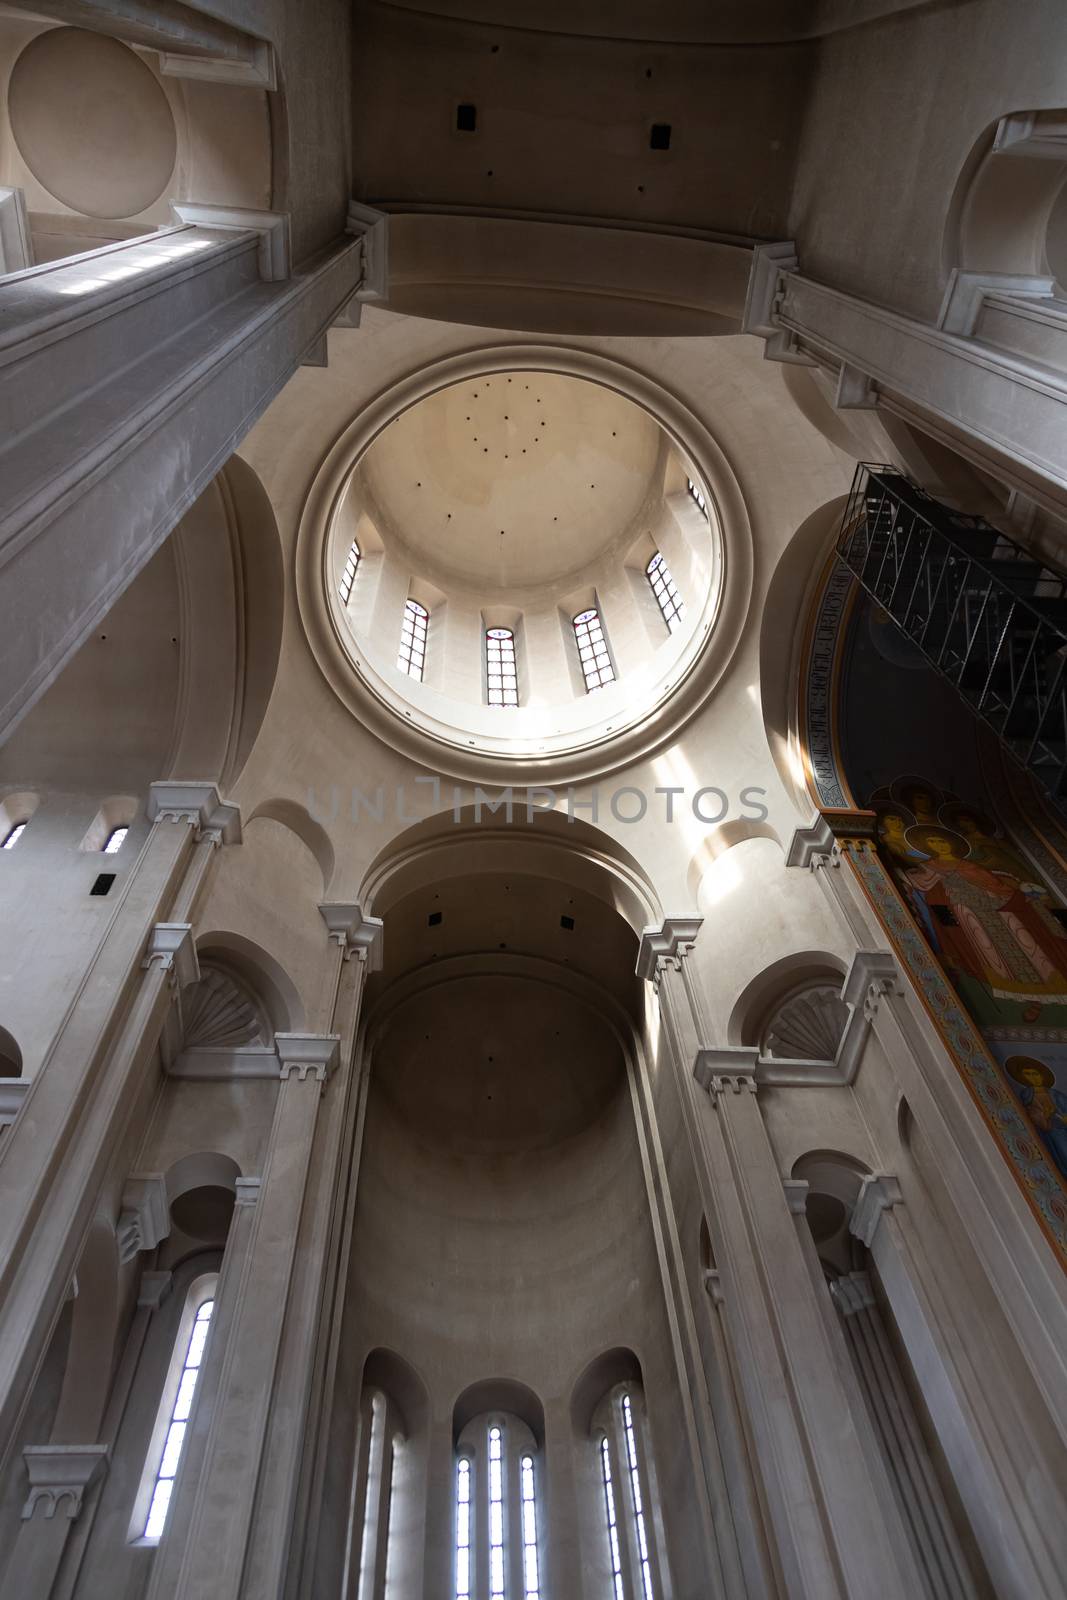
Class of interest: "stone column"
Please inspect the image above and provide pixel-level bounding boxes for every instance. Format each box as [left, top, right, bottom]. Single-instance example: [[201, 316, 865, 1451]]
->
[[851, 1174, 1066, 1598], [830, 1269, 978, 1600], [0, 782, 239, 1456], [146, 1033, 344, 1600], [1, 1443, 109, 1599], [0, 200, 379, 741]]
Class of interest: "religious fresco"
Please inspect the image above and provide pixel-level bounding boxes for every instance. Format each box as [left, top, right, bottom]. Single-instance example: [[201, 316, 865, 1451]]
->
[[869, 777, 1067, 1182]]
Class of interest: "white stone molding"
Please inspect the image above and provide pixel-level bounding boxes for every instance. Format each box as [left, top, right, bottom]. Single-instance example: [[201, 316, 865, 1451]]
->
[[993, 109, 1067, 160], [829, 1271, 877, 1318], [346, 201, 390, 302], [141, 923, 199, 987], [786, 814, 838, 871], [117, 1175, 171, 1265], [146, 782, 242, 846], [851, 1174, 904, 1248], [159, 41, 276, 91], [169, 204, 290, 282], [0, 187, 31, 275], [938, 270, 1058, 337], [635, 917, 703, 983], [275, 1033, 341, 1084], [21, 1444, 108, 1521], [0, 1078, 29, 1129], [697, 952, 898, 1089], [835, 362, 879, 409], [741, 242, 814, 363], [783, 1179, 810, 1216], [137, 1270, 173, 1311], [168, 1043, 280, 1081], [234, 1176, 261, 1208], [318, 903, 385, 969]]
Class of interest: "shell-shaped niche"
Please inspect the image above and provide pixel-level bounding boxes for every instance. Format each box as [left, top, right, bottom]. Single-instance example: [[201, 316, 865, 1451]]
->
[[181, 966, 268, 1050], [761, 984, 848, 1062]]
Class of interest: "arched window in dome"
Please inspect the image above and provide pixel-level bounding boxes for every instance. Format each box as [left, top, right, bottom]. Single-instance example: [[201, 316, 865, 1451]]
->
[[136, 1274, 217, 1543], [398, 598, 429, 682], [103, 824, 129, 854], [339, 539, 361, 605], [645, 553, 684, 633], [573, 607, 616, 692], [686, 477, 709, 519], [486, 627, 519, 707], [2, 821, 27, 850], [594, 1385, 663, 1600], [455, 1413, 542, 1600]]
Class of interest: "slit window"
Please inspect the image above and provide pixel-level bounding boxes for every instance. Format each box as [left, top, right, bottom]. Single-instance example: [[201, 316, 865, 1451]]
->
[[102, 825, 128, 855], [2, 822, 26, 850], [455, 1457, 472, 1600], [339, 540, 361, 604], [622, 1394, 654, 1600], [600, 1436, 625, 1600], [573, 608, 616, 692], [398, 599, 429, 682], [143, 1294, 214, 1540], [646, 553, 684, 632], [686, 477, 708, 519], [486, 627, 519, 707]]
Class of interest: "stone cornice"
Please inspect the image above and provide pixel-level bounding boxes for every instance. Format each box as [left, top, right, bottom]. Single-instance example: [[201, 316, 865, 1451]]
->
[[346, 201, 389, 301], [636, 917, 703, 982], [147, 782, 242, 846], [117, 1175, 171, 1265], [142, 923, 199, 988], [318, 903, 385, 969], [170, 204, 290, 281], [22, 1444, 108, 1521], [851, 1173, 903, 1247]]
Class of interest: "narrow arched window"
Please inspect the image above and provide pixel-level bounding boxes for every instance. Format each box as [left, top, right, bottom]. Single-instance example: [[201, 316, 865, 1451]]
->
[[573, 607, 616, 692], [398, 599, 429, 681], [645, 553, 684, 632], [354, 1387, 403, 1600], [486, 627, 519, 707], [1, 821, 26, 850], [339, 540, 361, 604], [594, 1385, 663, 1600], [456, 1412, 543, 1600], [134, 1274, 217, 1543], [686, 476, 708, 519], [102, 825, 128, 855]]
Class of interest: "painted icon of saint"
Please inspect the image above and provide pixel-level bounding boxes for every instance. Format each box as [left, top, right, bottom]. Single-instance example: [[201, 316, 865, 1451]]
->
[[1005, 1055, 1067, 1179]]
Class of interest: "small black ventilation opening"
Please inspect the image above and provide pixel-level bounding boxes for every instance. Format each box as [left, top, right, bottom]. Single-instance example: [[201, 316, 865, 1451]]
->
[[649, 123, 672, 150], [91, 873, 116, 897], [456, 103, 477, 132], [428, 910, 443, 927], [560, 914, 575, 931]]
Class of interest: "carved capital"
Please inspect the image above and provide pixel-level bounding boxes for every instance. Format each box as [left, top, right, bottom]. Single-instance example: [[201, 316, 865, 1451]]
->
[[318, 904, 384, 969], [117, 1175, 170, 1265], [21, 1445, 108, 1522], [141, 923, 199, 990], [346, 201, 389, 301], [276, 1032, 341, 1085], [169, 204, 290, 281], [842, 949, 902, 1024], [783, 1178, 810, 1216], [146, 783, 242, 846], [694, 1047, 759, 1099], [234, 1176, 260, 1208], [850, 1173, 904, 1248], [636, 917, 703, 984], [830, 1270, 877, 1318]]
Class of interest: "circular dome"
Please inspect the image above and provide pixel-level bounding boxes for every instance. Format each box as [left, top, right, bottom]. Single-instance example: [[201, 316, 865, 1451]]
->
[[297, 346, 752, 783], [8, 28, 177, 219], [359, 373, 663, 589]]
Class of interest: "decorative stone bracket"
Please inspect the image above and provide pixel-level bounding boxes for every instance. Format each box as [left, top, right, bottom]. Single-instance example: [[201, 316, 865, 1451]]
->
[[142, 923, 199, 988], [693, 950, 900, 1089], [146, 782, 242, 846], [318, 903, 385, 969], [346, 202, 390, 305], [276, 1033, 341, 1085], [117, 1174, 171, 1265], [21, 1445, 109, 1522], [635, 917, 703, 985], [850, 1173, 903, 1248]]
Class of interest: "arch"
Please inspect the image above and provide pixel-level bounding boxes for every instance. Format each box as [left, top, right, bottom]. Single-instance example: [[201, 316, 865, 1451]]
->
[[685, 817, 782, 903], [570, 1347, 644, 1438], [359, 803, 662, 942], [164, 1151, 241, 1246], [791, 1149, 872, 1275], [0, 1024, 22, 1078], [79, 794, 139, 853], [361, 1347, 430, 1440], [452, 1378, 546, 1449], [194, 932, 305, 1034], [246, 798, 334, 896], [0, 789, 38, 845], [727, 950, 847, 1048], [948, 112, 1067, 286]]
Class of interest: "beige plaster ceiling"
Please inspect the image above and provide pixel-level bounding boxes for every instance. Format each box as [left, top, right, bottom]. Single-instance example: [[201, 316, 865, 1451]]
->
[[358, 372, 662, 589]]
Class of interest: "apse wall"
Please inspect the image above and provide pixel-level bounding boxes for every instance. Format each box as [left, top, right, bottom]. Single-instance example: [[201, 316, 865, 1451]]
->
[[343, 970, 689, 1594]]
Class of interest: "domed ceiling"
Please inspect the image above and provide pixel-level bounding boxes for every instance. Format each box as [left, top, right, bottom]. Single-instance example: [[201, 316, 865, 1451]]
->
[[358, 372, 662, 590]]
